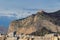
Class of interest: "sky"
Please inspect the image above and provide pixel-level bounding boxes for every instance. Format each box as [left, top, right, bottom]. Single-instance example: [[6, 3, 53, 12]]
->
[[0, 0, 60, 28], [0, 0, 60, 11]]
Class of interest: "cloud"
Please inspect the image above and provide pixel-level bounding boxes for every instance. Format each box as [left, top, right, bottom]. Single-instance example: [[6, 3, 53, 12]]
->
[[0, 9, 37, 19]]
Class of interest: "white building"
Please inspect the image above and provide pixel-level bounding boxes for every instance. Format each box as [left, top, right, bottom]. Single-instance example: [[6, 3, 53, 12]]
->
[[5, 32, 60, 40]]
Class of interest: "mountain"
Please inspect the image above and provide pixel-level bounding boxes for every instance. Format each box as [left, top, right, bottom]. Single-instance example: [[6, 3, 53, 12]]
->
[[8, 10, 60, 36]]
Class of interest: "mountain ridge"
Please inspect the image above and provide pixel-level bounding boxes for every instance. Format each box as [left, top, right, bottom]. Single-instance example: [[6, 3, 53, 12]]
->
[[8, 10, 60, 36]]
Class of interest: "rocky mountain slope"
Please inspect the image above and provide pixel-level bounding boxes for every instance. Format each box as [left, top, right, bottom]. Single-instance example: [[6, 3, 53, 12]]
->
[[8, 10, 60, 36]]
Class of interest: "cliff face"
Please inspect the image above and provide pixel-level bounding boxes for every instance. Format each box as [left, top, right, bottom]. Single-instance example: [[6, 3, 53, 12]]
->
[[8, 10, 60, 36]]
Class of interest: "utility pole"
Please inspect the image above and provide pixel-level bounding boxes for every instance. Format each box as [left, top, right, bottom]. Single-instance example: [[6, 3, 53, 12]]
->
[[56, 26, 58, 35], [56, 25, 59, 40]]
